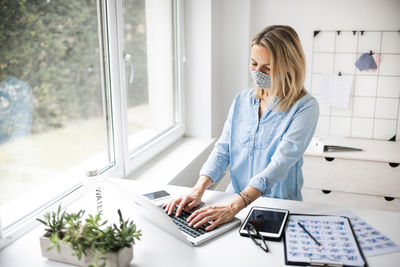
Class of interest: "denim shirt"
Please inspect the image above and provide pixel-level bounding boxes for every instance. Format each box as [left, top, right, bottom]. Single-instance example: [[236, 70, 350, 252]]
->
[[200, 89, 319, 200]]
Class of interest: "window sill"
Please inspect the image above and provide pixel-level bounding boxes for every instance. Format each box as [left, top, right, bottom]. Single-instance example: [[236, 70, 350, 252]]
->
[[125, 136, 216, 187]]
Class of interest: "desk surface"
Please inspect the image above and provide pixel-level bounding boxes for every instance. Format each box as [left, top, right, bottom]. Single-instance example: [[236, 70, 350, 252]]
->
[[1, 178, 400, 267]]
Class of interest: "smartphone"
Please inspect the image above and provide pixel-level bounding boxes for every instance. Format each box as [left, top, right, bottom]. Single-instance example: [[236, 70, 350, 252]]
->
[[142, 190, 170, 201]]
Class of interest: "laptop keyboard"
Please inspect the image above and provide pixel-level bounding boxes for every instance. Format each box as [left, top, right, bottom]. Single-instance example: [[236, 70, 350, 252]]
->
[[167, 206, 211, 238]]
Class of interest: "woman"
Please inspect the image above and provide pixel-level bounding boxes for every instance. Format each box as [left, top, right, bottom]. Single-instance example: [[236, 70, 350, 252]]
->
[[164, 25, 319, 231]]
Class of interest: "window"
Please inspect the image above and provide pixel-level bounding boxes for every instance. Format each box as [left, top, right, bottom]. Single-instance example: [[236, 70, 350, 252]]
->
[[120, 0, 184, 173], [124, 0, 177, 153], [0, 0, 114, 235], [0, 0, 183, 247]]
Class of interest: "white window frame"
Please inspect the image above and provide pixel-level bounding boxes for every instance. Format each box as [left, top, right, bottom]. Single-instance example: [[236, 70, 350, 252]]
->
[[0, 0, 185, 249], [110, 0, 185, 176]]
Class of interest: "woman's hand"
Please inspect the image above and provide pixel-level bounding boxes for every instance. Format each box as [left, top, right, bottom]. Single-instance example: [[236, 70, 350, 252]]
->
[[163, 175, 213, 217], [185, 186, 263, 231], [187, 205, 236, 231], [163, 190, 202, 217]]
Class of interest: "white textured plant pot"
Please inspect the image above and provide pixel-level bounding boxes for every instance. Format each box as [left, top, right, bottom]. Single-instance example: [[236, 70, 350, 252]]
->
[[40, 235, 134, 267], [85, 246, 133, 267], [40, 236, 85, 266]]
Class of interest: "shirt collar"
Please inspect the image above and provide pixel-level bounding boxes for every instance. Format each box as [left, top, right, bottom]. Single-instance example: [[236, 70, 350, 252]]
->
[[251, 89, 278, 109]]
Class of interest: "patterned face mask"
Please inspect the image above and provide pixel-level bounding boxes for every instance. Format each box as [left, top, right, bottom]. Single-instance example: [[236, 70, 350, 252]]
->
[[250, 70, 271, 89]]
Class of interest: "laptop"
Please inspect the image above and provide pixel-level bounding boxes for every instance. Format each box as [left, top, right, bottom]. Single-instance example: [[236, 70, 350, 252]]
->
[[109, 181, 241, 246]]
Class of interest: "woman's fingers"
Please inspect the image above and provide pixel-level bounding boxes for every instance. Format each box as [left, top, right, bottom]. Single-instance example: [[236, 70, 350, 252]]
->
[[163, 200, 173, 210], [193, 215, 214, 229], [165, 200, 235, 232], [165, 198, 182, 216], [205, 218, 223, 231], [164, 192, 202, 217], [188, 208, 214, 226], [188, 205, 234, 231], [176, 196, 191, 217], [187, 207, 206, 222], [184, 199, 198, 212]]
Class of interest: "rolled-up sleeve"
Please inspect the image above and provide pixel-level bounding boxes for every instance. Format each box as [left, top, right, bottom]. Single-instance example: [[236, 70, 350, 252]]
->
[[199, 95, 238, 183], [248, 98, 319, 194]]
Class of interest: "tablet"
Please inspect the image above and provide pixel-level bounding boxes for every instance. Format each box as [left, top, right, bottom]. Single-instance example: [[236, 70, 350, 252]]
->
[[239, 206, 289, 241]]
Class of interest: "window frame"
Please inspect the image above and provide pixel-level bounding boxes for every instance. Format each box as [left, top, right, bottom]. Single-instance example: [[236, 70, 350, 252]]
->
[[112, 0, 186, 176], [0, 0, 185, 249]]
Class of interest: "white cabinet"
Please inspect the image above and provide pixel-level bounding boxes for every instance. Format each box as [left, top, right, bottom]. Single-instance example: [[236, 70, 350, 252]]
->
[[302, 138, 400, 211]]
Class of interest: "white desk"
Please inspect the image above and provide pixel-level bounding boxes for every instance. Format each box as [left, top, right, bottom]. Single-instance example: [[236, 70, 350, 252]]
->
[[303, 138, 400, 211], [1, 179, 400, 267]]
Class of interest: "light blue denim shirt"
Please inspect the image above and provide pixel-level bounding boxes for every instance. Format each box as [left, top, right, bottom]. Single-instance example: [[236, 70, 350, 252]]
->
[[200, 89, 319, 201]]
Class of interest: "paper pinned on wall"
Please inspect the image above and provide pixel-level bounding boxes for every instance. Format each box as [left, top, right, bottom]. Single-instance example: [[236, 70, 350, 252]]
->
[[318, 74, 353, 108]]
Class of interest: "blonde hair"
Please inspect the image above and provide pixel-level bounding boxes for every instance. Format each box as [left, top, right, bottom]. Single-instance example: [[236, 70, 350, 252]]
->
[[251, 25, 307, 111]]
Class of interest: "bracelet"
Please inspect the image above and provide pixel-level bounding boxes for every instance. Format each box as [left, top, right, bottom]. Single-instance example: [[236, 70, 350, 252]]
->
[[242, 191, 251, 205], [238, 193, 248, 207]]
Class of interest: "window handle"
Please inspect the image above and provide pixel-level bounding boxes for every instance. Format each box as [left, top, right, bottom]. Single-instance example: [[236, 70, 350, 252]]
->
[[86, 169, 99, 177], [124, 53, 134, 84]]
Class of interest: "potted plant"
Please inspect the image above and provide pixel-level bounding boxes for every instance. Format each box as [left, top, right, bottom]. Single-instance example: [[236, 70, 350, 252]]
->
[[37, 205, 142, 267]]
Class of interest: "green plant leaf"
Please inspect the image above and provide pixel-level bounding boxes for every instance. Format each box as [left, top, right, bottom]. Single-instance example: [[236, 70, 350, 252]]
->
[[40, 207, 141, 262]]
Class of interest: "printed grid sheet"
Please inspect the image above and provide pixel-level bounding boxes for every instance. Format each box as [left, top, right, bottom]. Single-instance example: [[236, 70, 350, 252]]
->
[[328, 210, 400, 257], [285, 215, 365, 266]]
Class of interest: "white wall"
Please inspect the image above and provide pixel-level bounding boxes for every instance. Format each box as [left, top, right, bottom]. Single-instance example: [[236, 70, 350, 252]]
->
[[211, 0, 250, 137], [250, 0, 400, 96], [184, 0, 251, 139], [184, 0, 212, 138]]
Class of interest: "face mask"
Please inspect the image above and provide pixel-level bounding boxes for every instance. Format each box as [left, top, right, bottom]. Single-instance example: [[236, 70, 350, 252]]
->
[[250, 70, 271, 89]]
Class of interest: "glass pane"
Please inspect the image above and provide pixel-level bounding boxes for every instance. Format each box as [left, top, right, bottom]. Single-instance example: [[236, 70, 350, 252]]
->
[[0, 1, 112, 212], [123, 0, 176, 152]]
